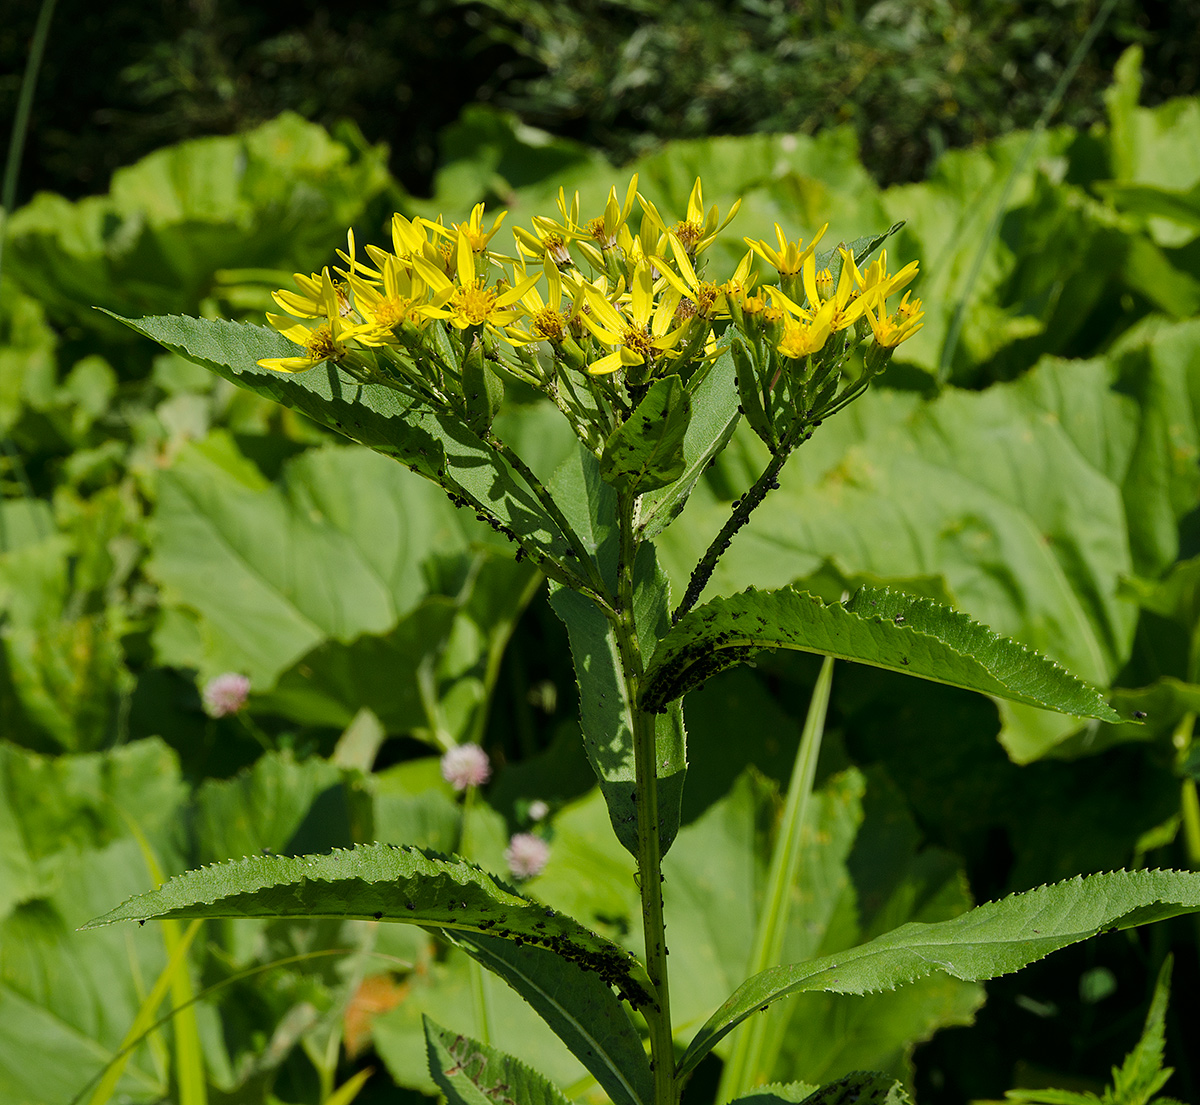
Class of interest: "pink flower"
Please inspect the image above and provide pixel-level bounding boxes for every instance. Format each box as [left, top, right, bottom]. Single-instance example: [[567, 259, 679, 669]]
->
[[528, 799, 549, 822], [202, 672, 251, 717], [440, 744, 491, 791], [505, 833, 550, 880]]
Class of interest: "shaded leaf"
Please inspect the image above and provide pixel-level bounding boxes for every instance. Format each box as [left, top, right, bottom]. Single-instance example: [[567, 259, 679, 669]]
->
[[549, 447, 687, 856], [451, 933, 653, 1105], [109, 312, 581, 581], [726, 1083, 818, 1105], [638, 350, 740, 539]]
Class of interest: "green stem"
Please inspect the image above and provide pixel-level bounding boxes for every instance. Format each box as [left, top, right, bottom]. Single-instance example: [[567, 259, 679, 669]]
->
[[612, 489, 675, 1105], [717, 656, 834, 1099], [673, 422, 808, 625]]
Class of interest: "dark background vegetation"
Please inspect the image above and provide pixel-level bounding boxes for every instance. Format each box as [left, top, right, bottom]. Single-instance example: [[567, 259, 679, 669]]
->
[[4, 0, 1200, 203]]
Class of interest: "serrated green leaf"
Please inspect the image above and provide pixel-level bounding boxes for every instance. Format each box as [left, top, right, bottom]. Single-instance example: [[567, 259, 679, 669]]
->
[[84, 842, 654, 1009], [424, 1016, 572, 1105], [451, 933, 653, 1105], [726, 1081, 819, 1105], [678, 868, 1200, 1079], [642, 585, 1120, 723], [105, 312, 581, 581], [638, 349, 740, 539], [600, 375, 691, 495]]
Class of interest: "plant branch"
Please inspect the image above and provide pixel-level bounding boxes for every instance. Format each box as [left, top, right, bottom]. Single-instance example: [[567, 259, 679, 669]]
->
[[672, 421, 809, 624]]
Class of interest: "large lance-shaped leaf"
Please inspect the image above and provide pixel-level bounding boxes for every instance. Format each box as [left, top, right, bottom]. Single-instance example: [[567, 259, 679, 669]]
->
[[450, 933, 653, 1105], [638, 350, 740, 539], [549, 447, 688, 857], [424, 1017, 572, 1105], [105, 312, 581, 582], [84, 843, 654, 1009], [641, 585, 1121, 722], [678, 868, 1200, 1079], [600, 375, 691, 495]]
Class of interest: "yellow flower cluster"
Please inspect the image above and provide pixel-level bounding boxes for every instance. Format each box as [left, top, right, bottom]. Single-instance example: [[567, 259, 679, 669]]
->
[[259, 176, 923, 438]]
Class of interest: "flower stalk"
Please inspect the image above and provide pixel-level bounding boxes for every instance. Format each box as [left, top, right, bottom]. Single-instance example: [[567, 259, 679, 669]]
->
[[613, 488, 676, 1105]]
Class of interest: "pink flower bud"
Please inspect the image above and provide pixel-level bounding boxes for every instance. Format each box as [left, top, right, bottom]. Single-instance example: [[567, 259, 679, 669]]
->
[[440, 744, 491, 791], [505, 833, 550, 880], [202, 672, 251, 718], [528, 799, 550, 822]]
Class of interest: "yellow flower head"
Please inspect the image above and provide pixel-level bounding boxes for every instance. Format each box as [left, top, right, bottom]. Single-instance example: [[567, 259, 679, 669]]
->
[[847, 249, 920, 318], [745, 222, 829, 277], [271, 269, 350, 321], [416, 230, 539, 332], [348, 255, 433, 345], [585, 175, 639, 250], [578, 261, 687, 375], [260, 269, 365, 372], [512, 223, 575, 268], [436, 202, 509, 256], [802, 249, 872, 332], [639, 177, 741, 258], [655, 231, 725, 318], [505, 256, 586, 347], [866, 291, 925, 349]]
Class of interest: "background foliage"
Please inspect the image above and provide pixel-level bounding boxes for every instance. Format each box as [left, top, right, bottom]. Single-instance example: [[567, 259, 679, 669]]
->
[[3, 0, 1200, 202], [4, 4, 1200, 1104]]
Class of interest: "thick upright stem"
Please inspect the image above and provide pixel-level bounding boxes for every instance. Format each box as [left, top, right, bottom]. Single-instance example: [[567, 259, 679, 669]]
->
[[612, 489, 675, 1105]]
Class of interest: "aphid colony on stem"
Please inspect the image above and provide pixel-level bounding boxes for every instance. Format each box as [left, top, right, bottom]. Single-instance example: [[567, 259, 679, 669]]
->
[[257, 176, 922, 451]]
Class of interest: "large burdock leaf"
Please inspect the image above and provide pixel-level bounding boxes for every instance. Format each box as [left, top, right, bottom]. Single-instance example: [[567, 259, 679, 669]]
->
[[84, 843, 655, 1010], [150, 437, 480, 686], [677, 868, 1200, 1079], [8, 113, 390, 332], [642, 585, 1120, 722]]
